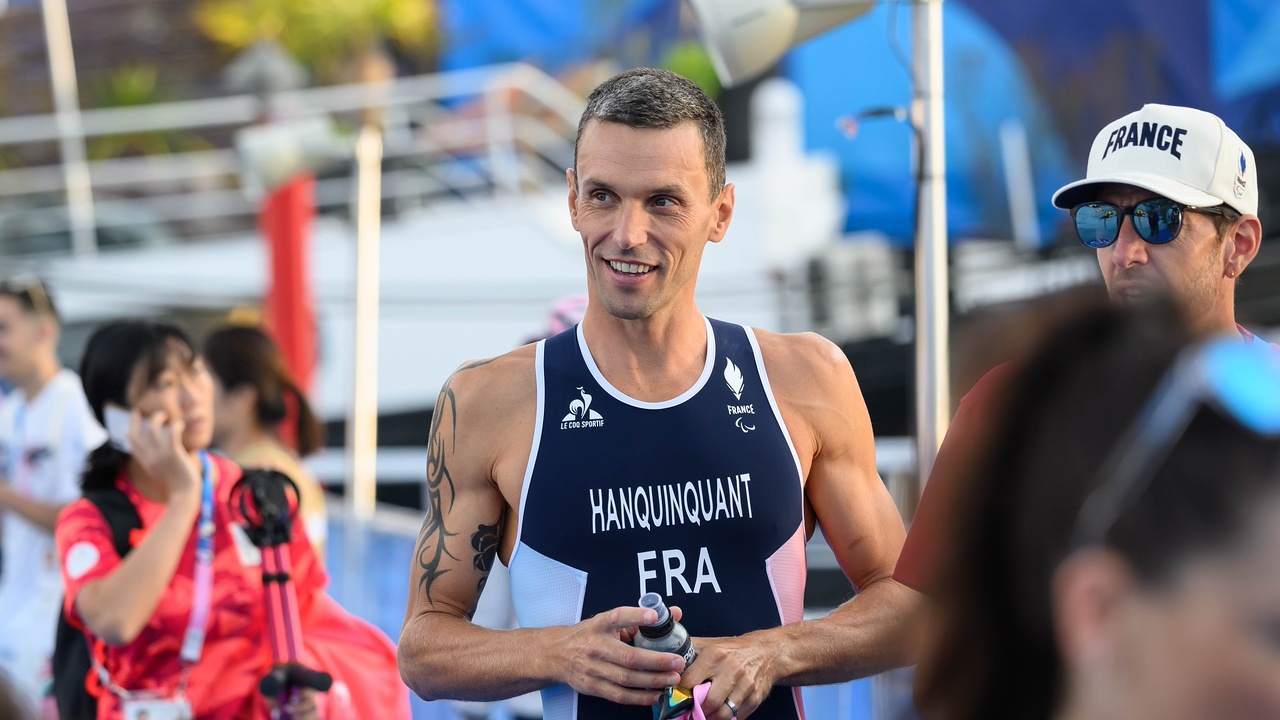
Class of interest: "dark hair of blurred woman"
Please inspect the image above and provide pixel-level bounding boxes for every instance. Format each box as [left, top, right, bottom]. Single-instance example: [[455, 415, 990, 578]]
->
[[203, 324, 328, 556], [202, 324, 323, 457], [916, 298, 1280, 720]]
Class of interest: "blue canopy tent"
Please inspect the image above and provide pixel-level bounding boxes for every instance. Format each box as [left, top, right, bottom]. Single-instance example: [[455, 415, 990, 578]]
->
[[784, 2, 1073, 246], [437, 0, 1076, 249], [433, 0, 1280, 247], [437, 0, 681, 73], [958, 0, 1280, 149]]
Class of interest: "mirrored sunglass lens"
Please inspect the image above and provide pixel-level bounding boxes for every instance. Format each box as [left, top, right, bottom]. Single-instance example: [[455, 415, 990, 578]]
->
[[1135, 200, 1181, 243], [1203, 340, 1280, 435], [1075, 204, 1120, 248]]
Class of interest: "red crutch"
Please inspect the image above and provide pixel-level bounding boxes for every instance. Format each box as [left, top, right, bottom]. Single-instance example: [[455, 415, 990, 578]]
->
[[231, 469, 332, 718]]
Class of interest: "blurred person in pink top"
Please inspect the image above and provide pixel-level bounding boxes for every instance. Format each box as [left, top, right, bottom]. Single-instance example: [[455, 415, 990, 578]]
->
[[203, 324, 328, 559]]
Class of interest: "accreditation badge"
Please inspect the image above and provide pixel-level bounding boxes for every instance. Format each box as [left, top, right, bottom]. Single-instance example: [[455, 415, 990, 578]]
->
[[122, 695, 194, 720]]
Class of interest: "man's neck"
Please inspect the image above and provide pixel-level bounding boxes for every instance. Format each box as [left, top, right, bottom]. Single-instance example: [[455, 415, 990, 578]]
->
[[17, 356, 60, 401], [580, 306, 709, 403], [1194, 304, 1239, 338]]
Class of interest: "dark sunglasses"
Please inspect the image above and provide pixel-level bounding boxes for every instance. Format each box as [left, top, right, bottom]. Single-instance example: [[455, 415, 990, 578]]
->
[[1071, 198, 1232, 249], [1070, 338, 1280, 550]]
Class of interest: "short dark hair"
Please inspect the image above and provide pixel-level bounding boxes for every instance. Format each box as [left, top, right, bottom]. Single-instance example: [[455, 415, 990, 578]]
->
[[79, 320, 197, 490], [0, 275, 58, 321], [573, 67, 727, 200], [1209, 203, 1242, 238]]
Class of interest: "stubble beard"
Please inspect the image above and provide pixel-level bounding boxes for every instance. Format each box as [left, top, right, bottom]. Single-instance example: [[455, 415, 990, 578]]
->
[[1109, 243, 1226, 329], [596, 288, 659, 321], [1179, 243, 1229, 330]]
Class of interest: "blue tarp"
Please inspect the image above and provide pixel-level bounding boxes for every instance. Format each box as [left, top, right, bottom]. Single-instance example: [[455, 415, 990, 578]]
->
[[784, 2, 1074, 244], [437, 0, 681, 73], [434, 0, 1280, 246], [1214, 0, 1280, 102], [958, 0, 1280, 149]]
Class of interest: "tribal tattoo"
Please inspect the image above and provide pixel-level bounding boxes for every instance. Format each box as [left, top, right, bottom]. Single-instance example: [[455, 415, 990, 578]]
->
[[471, 517, 502, 595], [414, 358, 497, 606]]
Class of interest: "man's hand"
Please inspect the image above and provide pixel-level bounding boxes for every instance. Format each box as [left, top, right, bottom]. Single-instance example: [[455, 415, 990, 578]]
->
[[680, 634, 778, 720], [557, 605, 688, 706]]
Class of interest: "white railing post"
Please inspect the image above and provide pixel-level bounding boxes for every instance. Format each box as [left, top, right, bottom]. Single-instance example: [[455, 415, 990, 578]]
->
[[39, 0, 96, 255]]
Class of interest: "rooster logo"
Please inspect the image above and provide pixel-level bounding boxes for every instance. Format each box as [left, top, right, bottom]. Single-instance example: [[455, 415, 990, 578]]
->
[[562, 387, 603, 422], [724, 358, 745, 401]]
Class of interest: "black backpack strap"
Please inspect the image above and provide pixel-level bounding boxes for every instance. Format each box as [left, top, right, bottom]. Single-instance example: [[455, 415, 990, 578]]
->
[[52, 487, 142, 720], [82, 487, 142, 558]]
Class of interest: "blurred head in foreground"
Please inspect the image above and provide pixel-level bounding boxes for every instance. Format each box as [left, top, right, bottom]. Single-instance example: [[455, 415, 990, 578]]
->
[[917, 297, 1280, 720]]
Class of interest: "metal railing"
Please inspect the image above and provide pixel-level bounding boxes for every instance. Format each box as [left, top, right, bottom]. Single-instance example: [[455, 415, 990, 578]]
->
[[0, 62, 586, 255]]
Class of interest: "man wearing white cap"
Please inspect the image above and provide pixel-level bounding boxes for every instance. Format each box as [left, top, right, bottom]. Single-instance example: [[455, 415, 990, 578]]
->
[[1050, 103, 1263, 336], [892, 105, 1268, 638]]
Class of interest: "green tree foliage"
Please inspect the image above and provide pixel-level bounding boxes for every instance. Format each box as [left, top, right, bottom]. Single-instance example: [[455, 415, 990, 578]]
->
[[87, 65, 212, 159], [194, 0, 437, 82]]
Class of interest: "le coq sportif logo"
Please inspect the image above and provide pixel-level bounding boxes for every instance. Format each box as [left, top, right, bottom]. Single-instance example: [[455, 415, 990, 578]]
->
[[561, 386, 604, 430]]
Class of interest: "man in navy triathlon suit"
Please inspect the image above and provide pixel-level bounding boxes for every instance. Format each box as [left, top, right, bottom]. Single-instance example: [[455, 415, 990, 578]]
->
[[398, 68, 913, 720]]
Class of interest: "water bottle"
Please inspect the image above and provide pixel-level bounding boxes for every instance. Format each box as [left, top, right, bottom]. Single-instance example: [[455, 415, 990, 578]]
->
[[634, 592, 697, 667]]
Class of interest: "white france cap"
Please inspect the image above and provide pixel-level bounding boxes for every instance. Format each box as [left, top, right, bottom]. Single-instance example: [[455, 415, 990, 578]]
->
[[1052, 103, 1257, 216]]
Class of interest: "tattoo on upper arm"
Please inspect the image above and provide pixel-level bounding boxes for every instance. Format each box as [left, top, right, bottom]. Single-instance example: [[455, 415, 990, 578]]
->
[[471, 517, 502, 595], [414, 358, 497, 606]]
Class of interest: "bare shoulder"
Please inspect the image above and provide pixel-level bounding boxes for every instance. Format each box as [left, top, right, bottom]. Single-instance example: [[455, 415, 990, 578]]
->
[[431, 344, 539, 500], [439, 343, 538, 414], [750, 329, 868, 474], [751, 328, 855, 393]]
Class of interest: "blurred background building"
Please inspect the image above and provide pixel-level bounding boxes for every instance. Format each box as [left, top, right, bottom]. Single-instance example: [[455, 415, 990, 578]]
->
[[2, 1, 1278, 718]]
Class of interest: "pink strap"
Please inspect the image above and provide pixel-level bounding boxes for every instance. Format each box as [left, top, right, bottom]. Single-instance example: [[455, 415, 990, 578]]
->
[[671, 682, 714, 720]]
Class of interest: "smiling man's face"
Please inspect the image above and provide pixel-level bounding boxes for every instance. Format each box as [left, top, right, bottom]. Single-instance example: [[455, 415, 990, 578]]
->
[[567, 120, 733, 323]]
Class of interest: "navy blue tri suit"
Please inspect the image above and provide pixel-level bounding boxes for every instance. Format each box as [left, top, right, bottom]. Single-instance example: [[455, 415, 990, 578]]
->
[[508, 317, 808, 720]]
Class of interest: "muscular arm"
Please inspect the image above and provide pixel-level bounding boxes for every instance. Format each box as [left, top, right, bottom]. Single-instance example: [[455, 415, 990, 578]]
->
[[398, 356, 683, 703], [768, 335, 916, 683], [682, 333, 916, 718]]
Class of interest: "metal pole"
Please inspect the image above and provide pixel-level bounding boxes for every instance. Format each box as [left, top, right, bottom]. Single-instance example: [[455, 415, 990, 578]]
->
[[484, 82, 522, 197], [912, 0, 949, 484], [346, 126, 383, 522], [39, 0, 96, 256], [1000, 119, 1042, 253]]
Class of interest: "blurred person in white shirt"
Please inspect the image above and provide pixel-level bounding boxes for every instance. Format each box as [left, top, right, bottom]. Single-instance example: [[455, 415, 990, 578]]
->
[[0, 276, 106, 708]]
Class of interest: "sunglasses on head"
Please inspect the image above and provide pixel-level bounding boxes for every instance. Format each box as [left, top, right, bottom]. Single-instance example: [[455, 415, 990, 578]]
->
[[1070, 337, 1280, 550], [1071, 198, 1233, 249], [0, 274, 53, 317]]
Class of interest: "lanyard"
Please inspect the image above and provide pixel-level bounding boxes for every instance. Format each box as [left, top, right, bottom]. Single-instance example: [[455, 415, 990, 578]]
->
[[179, 451, 216, 665], [97, 451, 219, 701]]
